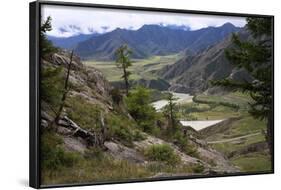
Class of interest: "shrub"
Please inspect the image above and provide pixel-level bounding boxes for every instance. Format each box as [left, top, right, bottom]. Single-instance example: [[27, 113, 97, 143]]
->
[[125, 86, 157, 132], [106, 113, 135, 146], [192, 164, 205, 173], [138, 119, 155, 132], [144, 144, 181, 165], [173, 131, 199, 158], [133, 130, 146, 141], [41, 131, 80, 171], [115, 128, 133, 144]]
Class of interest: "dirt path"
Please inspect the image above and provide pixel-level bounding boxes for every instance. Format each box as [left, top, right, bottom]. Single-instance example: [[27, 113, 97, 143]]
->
[[207, 132, 261, 144]]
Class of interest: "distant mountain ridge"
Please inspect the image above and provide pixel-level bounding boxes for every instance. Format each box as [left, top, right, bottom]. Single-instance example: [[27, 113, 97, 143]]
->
[[47, 33, 100, 50], [157, 28, 253, 94], [73, 23, 241, 60]]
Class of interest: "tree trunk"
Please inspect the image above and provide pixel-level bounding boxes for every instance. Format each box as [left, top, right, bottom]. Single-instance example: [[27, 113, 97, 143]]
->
[[122, 65, 129, 96], [51, 50, 74, 130]]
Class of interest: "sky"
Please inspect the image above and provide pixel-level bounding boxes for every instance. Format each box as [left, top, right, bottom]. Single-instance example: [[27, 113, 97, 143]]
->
[[42, 5, 247, 38]]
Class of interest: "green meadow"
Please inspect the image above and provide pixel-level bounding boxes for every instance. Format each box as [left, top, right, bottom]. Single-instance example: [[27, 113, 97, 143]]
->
[[83, 54, 182, 82]]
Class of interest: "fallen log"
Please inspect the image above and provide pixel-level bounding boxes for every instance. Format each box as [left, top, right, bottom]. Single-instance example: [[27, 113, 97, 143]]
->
[[58, 116, 105, 147]]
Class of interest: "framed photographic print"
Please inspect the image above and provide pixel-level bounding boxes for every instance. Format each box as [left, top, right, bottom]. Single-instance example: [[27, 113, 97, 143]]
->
[[29, 1, 274, 188]]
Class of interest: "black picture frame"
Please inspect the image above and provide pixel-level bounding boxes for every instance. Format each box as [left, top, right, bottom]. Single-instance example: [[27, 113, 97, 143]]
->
[[30, 1, 274, 188]]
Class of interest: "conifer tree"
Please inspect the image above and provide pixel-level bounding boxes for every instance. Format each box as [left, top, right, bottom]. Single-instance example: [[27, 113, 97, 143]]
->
[[211, 18, 273, 156], [115, 44, 132, 95], [40, 16, 58, 56], [164, 93, 179, 130]]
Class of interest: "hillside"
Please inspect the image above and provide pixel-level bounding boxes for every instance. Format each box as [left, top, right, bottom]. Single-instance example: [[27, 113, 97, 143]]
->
[[74, 23, 241, 60], [40, 51, 239, 185], [157, 29, 252, 94]]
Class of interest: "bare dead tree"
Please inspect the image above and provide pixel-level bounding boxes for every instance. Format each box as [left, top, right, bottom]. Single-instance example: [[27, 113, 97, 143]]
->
[[50, 50, 74, 130]]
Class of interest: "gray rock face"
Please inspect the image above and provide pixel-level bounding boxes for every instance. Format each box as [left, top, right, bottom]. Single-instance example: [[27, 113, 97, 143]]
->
[[63, 136, 88, 153], [104, 141, 145, 163], [41, 119, 48, 128], [83, 67, 112, 98], [41, 111, 53, 121], [50, 51, 83, 70]]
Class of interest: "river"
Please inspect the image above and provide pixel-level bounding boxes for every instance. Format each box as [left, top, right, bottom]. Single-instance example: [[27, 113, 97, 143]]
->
[[151, 92, 224, 131], [151, 92, 193, 111]]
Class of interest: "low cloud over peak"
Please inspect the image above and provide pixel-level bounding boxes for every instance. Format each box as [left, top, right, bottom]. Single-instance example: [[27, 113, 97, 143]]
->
[[42, 5, 246, 37]]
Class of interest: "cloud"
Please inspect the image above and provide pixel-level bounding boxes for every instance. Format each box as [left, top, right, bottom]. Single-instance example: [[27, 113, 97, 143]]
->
[[41, 5, 246, 37]]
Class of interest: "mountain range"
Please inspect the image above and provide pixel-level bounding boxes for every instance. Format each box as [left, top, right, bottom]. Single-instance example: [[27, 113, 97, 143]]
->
[[48, 23, 241, 60], [75, 23, 241, 60], [47, 33, 99, 50]]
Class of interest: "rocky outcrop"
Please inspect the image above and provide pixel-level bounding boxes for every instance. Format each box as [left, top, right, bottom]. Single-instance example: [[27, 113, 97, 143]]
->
[[104, 141, 146, 164], [49, 51, 83, 70]]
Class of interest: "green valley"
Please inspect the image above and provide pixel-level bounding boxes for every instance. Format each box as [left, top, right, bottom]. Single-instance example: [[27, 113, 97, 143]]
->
[[84, 54, 182, 82]]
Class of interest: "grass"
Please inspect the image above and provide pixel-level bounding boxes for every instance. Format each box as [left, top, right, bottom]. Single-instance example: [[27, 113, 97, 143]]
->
[[231, 152, 272, 172], [106, 112, 145, 146], [83, 54, 181, 82], [66, 95, 102, 130], [194, 92, 252, 110], [40, 130, 151, 185], [41, 153, 152, 185], [42, 149, 203, 185], [146, 162, 203, 174], [191, 105, 240, 120], [41, 130, 81, 171], [227, 116, 266, 136], [41, 133, 199, 185], [206, 115, 267, 142], [66, 94, 145, 146], [179, 94, 247, 120], [211, 133, 266, 156], [178, 92, 255, 120]]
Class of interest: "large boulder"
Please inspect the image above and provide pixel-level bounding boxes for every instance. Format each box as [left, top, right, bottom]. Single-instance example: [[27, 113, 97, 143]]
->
[[49, 51, 83, 70]]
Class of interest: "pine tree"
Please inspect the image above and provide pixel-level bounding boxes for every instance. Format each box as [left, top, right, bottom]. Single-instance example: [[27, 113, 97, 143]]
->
[[40, 16, 58, 56], [125, 86, 156, 132], [211, 17, 273, 157], [115, 44, 132, 95], [164, 93, 179, 130]]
